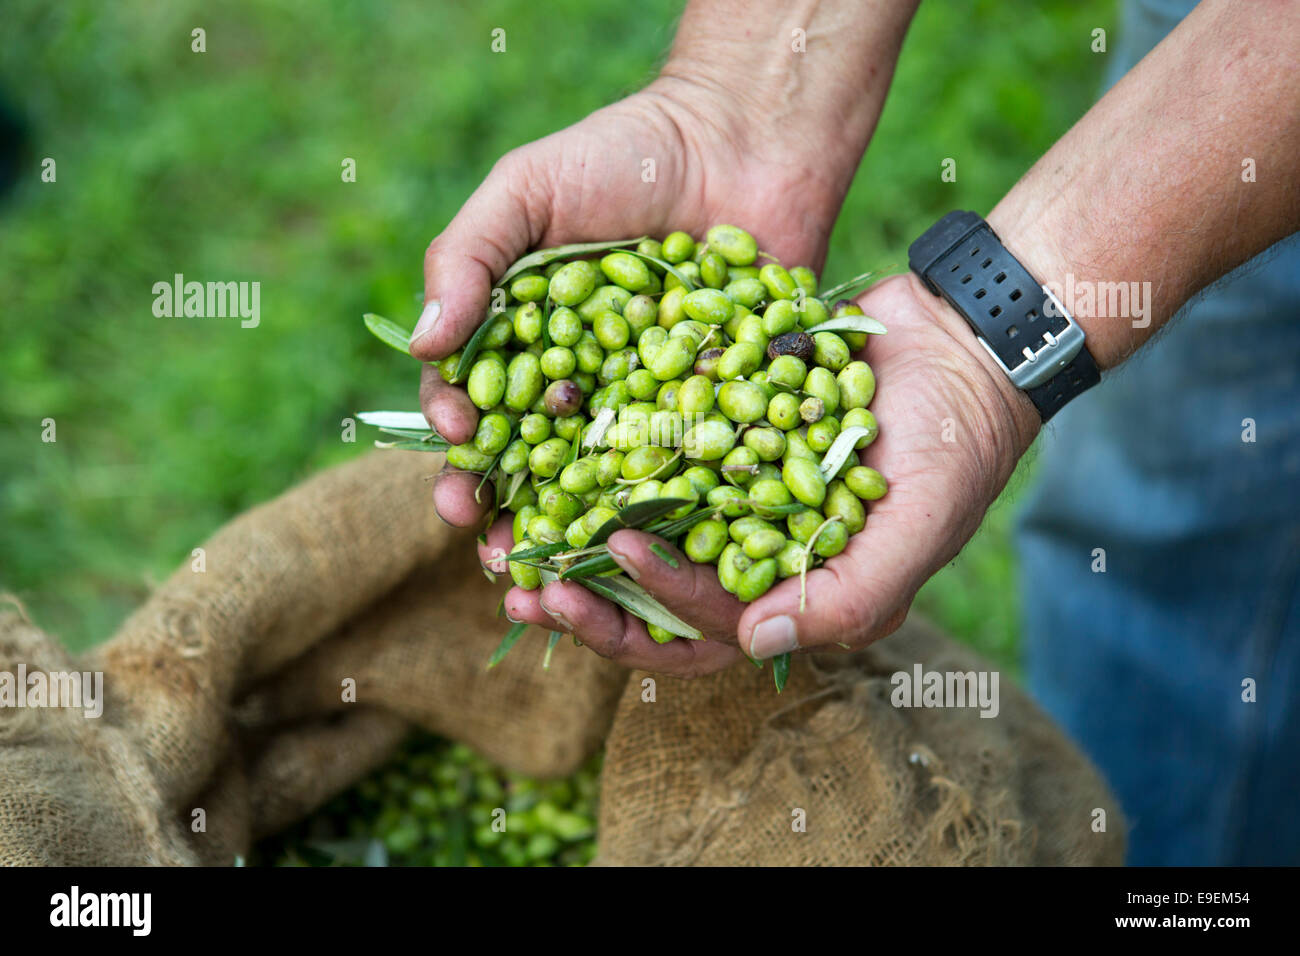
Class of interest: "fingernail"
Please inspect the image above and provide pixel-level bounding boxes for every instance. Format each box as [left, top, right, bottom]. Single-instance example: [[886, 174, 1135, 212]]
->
[[410, 299, 441, 345], [606, 543, 640, 581], [539, 597, 575, 633], [505, 611, 522, 624], [749, 615, 798, 660]]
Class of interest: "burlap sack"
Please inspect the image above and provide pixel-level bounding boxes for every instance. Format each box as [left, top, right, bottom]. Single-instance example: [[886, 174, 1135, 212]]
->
[[0, 452, 627, 865], [597, 619, 1124, 865], [0, 450, 1123, 866]]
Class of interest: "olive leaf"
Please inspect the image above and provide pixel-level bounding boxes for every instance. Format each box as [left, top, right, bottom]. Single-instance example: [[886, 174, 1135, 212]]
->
[[357, 411, 433, 430], [374, 439, 450, 452], [818, 426, 875, 481], [487, 621, 528, 669], [497, 237, 646, 287], [506, 541, 569, 563], [578, 574, 703, 640], [376, 426, 438, 441], [817, 268, 892, 302], [542, 630, 563, 671], [803, 315, 888, 337], [363, 313, 415, 354], [558, 553, 619, 580], [587, 497, 694, 549], [454, 312, 509, 382], [582, 407, 616, 450], [622, 249, 698, 292], [772, 652, 791, 692]]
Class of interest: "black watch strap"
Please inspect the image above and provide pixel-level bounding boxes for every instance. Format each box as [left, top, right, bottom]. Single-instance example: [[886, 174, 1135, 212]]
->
[[908, 210, 1099, 422]]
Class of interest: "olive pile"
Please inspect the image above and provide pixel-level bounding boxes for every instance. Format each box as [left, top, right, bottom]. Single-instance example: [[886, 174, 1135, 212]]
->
[[260, 736, 600, 867], [439, 224, 887, 628]]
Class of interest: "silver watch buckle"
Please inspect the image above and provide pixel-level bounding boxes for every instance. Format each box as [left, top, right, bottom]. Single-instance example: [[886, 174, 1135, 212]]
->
[[975, 285, 1085, 390]]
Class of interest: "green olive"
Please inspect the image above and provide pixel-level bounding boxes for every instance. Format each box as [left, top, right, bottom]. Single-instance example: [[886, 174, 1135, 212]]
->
[[742, 426, 786, 461], [787, 507, 824, 544], [767, 392, 802, 431], [705, 225, 758, 267], [742, 527, 786, 560], [648, 335, 696, 381], [548, 261, 600, 307], [766, 354, 806, 390], [547, 307, 583, 347], [625, 367, 659, 400], [806, 417, 839, 453], [840, 408, 879, 448], [473, 412, 512, 455], [519, 413, 552, 444], [845, 465, 888, 501], [593, 310, 631, 350], [540, 346, 577, 380], [812, 332, 851, 371], [735, 558, 778, 601], [657, 286, 688, 329], [661, 231, 696, 264], [824, 479, 866, 533], [716, 342, 763, 381], [467, 358, 507, 409], [623, 295, 658, 337], [528, 437, 570, 478], [837, 361, 876, 410], [661, 474, 699, 519], [775, 539, 809, 578], [682, 419, 736, 461], [783, 457, 827, 508], [510, 540, 543, 590], [682, 288, 736, 325], [812, 520, 849, 558], [790, 266, 818, 297], [596, 449, 625, 486], [706, 484, 751, 518], [761, 299, 799, 337], [716, 380, 768, 423], [539, 485, 584, 524], [663, 260, 702, 292], [576, 284, 633, 323], [677, 374, 716, 417], [600, 252, 654, 293], [500, 438, 531, 474], [481, 312, 515, 349], [527, 513, 567, 545], [512, 505, 539, 543], [759, 264, 797, 301], [502, 352, 544, 412], [720, 446, 760, 487], [684, 518, 729, 564], [621, 445, 675, 481], [700, 251, 729, 289], [803, 367, 840, 416], [447, 442, 495, 472], [627, 478, 665, 505]]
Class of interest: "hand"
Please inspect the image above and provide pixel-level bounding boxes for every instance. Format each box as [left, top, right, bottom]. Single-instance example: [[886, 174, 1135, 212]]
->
[[412, 75, 863, 526], [497, 273, 1042, 677]]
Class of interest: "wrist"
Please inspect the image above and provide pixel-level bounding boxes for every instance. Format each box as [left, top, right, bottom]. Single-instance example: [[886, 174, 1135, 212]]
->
[[646, 69, 868, 194], [904, 271, 1042, 457]]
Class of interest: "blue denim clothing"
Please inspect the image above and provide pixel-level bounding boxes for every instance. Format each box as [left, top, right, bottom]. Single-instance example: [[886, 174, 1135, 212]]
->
[[1017, 0, 1300, 865]]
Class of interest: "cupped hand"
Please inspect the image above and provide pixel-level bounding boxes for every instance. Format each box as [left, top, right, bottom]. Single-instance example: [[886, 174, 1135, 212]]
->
[[413, 76, 857, 526], [499, 273, 1042, 677]]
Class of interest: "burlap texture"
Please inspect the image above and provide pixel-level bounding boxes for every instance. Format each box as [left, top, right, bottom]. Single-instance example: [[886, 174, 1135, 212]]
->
[[0, 451, 1123, 866], [0, 451, 626, 865], [596, 618, 1124, 866]]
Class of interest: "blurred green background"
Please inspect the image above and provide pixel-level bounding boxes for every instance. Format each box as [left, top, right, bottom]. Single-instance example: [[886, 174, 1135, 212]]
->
[[0, 0, 1112, 864]]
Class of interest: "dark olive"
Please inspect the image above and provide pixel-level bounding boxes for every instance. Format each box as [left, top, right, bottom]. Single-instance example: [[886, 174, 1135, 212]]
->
[[766, 332, 815, 363]]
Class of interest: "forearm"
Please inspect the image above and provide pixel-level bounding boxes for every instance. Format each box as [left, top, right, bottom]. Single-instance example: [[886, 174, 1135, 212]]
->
[[988, 0, 1300, 371], [653, 0, 920, 185]]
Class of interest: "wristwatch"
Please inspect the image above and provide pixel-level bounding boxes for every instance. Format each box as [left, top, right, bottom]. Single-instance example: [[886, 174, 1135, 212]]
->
[[908, 210, 1099, 422]]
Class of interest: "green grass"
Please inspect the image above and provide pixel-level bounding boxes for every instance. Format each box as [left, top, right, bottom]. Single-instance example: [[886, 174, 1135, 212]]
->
[[0, 0, 1112, 862]]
